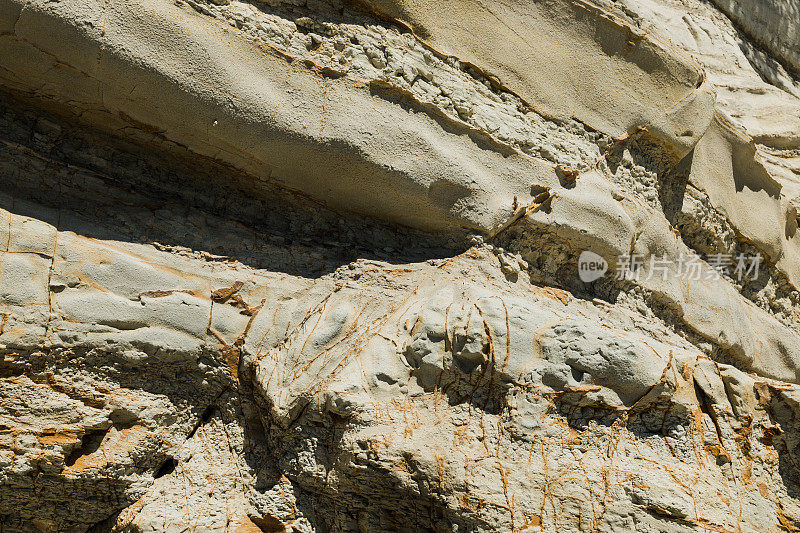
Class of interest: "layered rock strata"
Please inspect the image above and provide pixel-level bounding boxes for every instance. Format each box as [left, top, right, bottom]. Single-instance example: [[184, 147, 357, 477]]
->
[[2, 0, 800, 531]]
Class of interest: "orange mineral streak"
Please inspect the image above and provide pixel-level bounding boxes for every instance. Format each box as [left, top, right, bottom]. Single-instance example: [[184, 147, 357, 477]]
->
[[63, 424, 148, 473]]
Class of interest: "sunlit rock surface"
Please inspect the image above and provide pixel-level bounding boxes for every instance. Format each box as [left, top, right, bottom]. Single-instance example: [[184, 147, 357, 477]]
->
[[2, 0, 800, 531]]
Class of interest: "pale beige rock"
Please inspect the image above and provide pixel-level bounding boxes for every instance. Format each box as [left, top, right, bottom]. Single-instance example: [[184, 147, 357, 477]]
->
[[362, 0, 716, 160], [0, 0, 546, 232], [709, 0, 800, 75], [1, 0, 800, 531]]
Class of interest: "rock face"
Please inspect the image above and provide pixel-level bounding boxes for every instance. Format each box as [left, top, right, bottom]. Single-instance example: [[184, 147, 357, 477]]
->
[[709, 0, 800, 76], [1, 0, 800, 531]]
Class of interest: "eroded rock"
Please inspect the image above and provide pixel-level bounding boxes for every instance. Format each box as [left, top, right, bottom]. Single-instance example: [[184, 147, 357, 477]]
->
[[2, 0, 800, 531]]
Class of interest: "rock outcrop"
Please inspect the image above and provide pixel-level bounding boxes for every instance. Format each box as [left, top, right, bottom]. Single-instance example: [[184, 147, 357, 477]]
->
[[2, 0, 800, 531], [709, 0, 800, 76]]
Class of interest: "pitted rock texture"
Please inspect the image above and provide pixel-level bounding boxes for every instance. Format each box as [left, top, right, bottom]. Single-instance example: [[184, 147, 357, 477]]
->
[[2, 0, 800, 532]]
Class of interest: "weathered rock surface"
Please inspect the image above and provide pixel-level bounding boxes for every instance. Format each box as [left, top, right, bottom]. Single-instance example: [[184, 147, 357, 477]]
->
[[709, 0, 800, 76], [1, 0, 800, 531]]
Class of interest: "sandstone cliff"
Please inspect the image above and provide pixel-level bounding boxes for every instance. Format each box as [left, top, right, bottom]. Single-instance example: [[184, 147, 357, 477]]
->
[[1, 0, 800, 531]]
